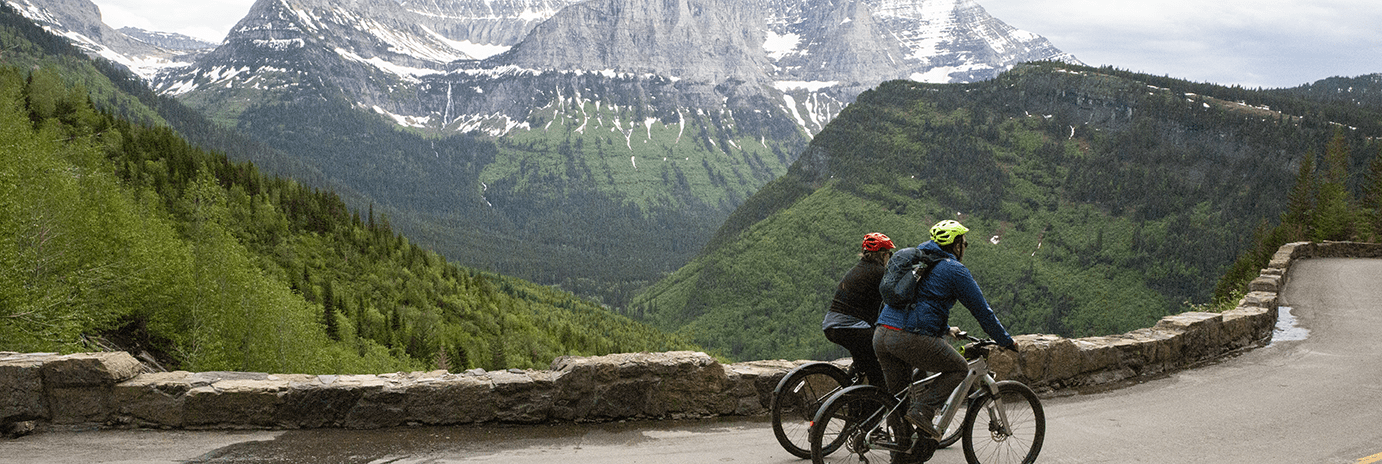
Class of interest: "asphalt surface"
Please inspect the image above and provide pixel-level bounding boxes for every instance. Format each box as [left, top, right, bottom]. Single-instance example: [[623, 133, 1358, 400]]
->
[[6, 258, 1382, 464]]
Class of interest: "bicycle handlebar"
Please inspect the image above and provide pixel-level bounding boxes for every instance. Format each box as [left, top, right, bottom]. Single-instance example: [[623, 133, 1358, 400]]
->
[[953, 330, 1015, 357], [952, 330, 992, 345]]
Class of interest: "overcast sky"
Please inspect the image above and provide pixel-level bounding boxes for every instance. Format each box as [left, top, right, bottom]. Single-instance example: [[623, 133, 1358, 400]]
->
[[89, 0, 1381, 89]]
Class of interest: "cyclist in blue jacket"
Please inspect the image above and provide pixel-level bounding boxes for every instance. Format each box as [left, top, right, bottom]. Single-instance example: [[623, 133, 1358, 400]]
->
[[873, 219, 1017, 442]]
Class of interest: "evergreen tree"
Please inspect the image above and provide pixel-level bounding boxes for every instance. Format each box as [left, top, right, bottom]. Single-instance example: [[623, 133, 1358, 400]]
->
[[1364, 145, 1382, 240], [1313, 129, 1355, 241], [1282, 150, 1317, 241], [323, 280, 339, 341]]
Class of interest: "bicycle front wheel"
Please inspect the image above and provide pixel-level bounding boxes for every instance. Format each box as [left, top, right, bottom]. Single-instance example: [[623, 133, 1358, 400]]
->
[[809, 385, 898, 464], [961, 381, 1045, 464], [771, 362, 853, 459]]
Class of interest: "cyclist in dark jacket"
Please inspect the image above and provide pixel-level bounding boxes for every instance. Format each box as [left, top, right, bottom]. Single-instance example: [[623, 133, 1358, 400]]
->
[[822, 232, 894, 385], [873, 220, 1016, 441]]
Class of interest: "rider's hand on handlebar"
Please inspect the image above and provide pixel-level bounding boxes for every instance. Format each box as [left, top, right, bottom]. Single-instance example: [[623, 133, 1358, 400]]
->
[[949, 326, 964, 338]]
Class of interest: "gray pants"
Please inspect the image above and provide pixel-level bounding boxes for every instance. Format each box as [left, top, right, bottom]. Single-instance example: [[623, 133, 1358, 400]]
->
[[872, 326, 967, 416]]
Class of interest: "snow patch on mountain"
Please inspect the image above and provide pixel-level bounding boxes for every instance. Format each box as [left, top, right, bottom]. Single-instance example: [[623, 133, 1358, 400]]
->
[[373, 105, 432, 127], [421, 25, 509, 59], [6, 0, 56, 24], [335, 47, 439, 81], [763, 30, 801, 60]]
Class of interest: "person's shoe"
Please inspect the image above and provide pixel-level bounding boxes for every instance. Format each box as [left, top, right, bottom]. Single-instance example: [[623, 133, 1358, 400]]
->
[[904, 407, 940, 440]]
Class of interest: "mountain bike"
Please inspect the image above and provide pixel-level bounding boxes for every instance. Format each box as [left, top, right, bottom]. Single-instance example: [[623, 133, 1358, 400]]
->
[[808, 333, 1044, 464], [771, 360, 967, 459]]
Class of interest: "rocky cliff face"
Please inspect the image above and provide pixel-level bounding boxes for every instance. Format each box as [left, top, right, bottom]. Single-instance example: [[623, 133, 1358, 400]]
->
[[143, 0, 1077, 136], [504, 0, 774, 86], [399, 0, 581, 51], [11, 0, 1080, 138]]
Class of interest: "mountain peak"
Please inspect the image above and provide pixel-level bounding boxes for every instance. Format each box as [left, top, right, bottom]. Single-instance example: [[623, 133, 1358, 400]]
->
[[119, 27, 218, 51]]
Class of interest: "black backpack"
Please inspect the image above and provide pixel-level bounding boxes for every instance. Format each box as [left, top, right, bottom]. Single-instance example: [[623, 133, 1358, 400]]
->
[[878, 247, 947, 310]]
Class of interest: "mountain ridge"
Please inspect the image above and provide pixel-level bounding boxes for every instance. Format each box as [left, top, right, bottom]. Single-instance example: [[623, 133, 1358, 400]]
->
[[118, 27, 217, 51], [2, 0, 209, 78], [628, 62, 1382, 361], [143, 0, 1079, 136]]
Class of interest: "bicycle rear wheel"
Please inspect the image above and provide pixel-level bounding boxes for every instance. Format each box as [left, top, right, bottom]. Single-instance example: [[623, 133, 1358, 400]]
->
[[961, 381, 1045, 464], [771, 362, 853, 459], [809, 385, 899, 464]]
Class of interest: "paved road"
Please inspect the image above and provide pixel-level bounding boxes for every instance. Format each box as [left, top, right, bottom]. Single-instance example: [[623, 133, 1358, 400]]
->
[[6, 258, 1382, 463]]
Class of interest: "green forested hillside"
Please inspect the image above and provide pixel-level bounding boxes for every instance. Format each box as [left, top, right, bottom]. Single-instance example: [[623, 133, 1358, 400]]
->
[[0, 9, 696, 373], [171, 46, 807, 312], [229, 93, 742, 309], [630, 62, 1382, 362], [0, 68, 695, 372]]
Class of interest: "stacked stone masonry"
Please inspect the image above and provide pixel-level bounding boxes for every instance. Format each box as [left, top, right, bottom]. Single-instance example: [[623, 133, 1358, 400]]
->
[[5, 241, 1379, 432]]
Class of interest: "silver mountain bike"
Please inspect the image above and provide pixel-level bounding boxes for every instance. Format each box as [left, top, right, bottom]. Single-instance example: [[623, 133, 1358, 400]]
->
[[808, 333, 1044, 464]]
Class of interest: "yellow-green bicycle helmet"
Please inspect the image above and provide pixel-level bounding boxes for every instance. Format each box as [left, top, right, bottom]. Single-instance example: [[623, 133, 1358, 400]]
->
[[929, 220, 969, 246]]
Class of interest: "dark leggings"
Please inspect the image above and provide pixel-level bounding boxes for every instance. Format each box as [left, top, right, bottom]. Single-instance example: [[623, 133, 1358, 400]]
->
[[872, 326, 967, 416], [824, 327, 885, 386]]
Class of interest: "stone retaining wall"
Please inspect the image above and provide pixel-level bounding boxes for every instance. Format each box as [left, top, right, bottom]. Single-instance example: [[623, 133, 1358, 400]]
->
[[4, 241, 1379, 433]]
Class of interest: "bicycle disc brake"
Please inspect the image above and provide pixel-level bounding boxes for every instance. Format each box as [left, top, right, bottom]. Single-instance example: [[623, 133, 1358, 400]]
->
[[987, 417, 1012, 441]]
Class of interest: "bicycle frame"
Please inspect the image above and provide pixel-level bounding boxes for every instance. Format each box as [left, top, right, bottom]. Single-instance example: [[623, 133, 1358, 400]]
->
[[860, 345, 1012, 453], [925, 353, 1014, 437]]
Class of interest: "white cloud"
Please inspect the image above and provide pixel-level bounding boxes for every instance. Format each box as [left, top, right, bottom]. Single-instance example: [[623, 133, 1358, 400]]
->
[[91, 0, 254, 42], [980, 0, 1382, 88]]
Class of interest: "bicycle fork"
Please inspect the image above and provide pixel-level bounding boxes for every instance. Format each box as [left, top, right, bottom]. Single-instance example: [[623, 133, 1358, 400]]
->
[[976, 376, 1016, 438]]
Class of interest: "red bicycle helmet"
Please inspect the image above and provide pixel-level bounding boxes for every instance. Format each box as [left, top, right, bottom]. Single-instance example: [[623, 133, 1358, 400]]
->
[[862, 232, 895, 252]]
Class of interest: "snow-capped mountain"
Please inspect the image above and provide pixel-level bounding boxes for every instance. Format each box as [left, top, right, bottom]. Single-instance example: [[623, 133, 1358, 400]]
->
[[146, 0, 1077, 136], [8, 0, 1078, 135], [3, 0, 213, 79]]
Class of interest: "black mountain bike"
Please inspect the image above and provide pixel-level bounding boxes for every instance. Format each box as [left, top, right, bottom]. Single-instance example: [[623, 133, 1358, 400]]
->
[[771, 360, 966, 459]]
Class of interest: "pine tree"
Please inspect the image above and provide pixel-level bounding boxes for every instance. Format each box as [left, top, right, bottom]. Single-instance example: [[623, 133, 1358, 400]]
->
[[1281, 150, 1316, 241], [323, 280, 339, 341], [1361, 145, 1382, 240], [1313, 129, 1354, 241]]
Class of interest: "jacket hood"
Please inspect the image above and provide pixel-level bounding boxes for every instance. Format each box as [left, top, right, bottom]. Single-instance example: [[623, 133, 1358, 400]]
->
[[918, 240, 956, 260]]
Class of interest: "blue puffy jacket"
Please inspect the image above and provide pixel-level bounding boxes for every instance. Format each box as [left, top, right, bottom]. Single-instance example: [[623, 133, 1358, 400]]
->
[[875, 240, 1014, 347]]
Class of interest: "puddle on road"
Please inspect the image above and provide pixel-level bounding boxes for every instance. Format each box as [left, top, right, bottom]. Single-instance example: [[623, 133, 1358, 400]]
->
[[1271, 306, 1309, 343], [642, 424, 748, 440]]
